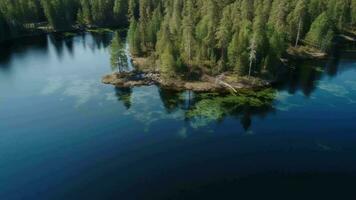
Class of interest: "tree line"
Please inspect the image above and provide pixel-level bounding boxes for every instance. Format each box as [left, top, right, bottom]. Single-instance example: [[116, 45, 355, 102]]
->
[[1, 0, 356, 79], [127, 0, 356, 78], [0, 0, 129, 42]]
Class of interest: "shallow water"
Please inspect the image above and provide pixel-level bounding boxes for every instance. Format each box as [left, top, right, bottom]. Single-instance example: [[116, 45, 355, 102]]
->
[[1, 32, 356, 199]]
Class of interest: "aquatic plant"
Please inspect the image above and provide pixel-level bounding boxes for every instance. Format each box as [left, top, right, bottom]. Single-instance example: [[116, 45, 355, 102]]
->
[[186, 88, 276, 128]]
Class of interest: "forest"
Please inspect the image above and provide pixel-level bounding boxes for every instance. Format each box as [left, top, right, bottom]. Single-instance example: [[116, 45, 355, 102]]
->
[[1, 0, 356, 79], [127, 0, 356, 79], [0, 0, 129, 41]]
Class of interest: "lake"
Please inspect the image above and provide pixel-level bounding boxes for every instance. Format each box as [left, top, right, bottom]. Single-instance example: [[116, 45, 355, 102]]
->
[[1, 32, 356, 199]]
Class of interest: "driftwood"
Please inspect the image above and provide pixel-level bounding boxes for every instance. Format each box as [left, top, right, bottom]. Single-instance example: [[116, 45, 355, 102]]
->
[[215, 75, 238, 94], [218, 80, 238, 94]]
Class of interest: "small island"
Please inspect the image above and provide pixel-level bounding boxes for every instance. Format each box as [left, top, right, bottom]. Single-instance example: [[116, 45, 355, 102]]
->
[[102, 57, 271, 92]]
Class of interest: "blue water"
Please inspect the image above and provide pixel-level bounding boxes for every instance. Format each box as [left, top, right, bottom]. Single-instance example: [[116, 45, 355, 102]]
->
[[1, 32, 356, 199]]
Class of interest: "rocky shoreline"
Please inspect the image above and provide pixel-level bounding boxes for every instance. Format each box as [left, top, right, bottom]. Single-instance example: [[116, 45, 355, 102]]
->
[[102, 70, 271, 92]]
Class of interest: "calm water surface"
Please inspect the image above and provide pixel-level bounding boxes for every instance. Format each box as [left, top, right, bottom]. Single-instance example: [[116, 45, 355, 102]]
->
[[1, 32, 356, 199]]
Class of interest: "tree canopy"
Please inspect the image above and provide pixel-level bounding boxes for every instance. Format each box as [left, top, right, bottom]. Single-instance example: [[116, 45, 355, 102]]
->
[[1, 0, 355, 79], [126, 0, 355, 78]]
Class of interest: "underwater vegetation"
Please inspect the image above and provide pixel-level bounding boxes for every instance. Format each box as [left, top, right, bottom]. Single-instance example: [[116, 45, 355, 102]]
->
[[186, 89, 276, 128]]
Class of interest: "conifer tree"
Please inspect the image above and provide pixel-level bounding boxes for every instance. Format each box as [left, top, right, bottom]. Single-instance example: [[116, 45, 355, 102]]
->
[[305, 12, 334, 51], [288, 0, 307, 47], [181, 0, 196, 66]]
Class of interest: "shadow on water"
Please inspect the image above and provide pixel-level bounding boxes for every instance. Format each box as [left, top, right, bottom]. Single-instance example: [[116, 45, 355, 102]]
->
[[0, 35, 48, 68]]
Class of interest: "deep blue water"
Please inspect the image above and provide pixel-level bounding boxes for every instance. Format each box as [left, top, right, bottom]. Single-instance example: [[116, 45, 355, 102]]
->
[[1, 32, 356, 199]]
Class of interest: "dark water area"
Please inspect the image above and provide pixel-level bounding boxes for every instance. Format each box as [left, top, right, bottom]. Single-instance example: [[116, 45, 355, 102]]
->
[[1, 32, 356, 199]]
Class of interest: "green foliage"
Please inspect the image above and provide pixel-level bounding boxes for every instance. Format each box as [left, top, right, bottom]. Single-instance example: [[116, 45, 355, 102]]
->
[[128, 18, 141, 55], [352, 0, 356, 27], [305, 12, 334, 51], [0, 0, 355, 75], [128, 0, 353, 78], [156, 18, 177, 77], [0, 0, 129, 42], [41, 0, 79, 30]]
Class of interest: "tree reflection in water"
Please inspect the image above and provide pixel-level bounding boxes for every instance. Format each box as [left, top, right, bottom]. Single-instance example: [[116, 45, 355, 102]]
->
[[115, 87, 132, 110], [112, 51, 356, 132]]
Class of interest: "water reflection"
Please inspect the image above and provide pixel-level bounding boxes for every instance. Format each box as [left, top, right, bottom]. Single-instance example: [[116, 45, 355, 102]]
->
[[1, 32, 355, 133], [273, 53, 356, 97], [114, 87, 132, 109], [0, 35, 48, 67], [116, 86, 277, 132], [1, 32, 356, 200], [49, 35, 66, 58], [158, 89, 187, 113], [0, 32, 115, 69], [111, 45, 355, 131], [92, 32, 113, 49]]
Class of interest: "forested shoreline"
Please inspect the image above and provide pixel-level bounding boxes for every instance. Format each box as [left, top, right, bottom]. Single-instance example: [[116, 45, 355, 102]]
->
[[0, 0, 129, 42], [1, 0, 356, 82], [127, 0, 356, 79]]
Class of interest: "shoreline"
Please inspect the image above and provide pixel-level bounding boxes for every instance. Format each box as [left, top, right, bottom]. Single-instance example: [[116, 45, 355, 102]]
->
[[102, 71, 271, 92], [102, 42, 356, 92], [102, 63, 271, 93], [0, 25, 122, 44]]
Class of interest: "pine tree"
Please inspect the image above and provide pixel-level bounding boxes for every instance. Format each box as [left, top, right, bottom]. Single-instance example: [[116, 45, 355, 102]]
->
[[305, 12, 334, 51], [128, 17, 141, 55], [352, 0, 356, 28], [156, 17, 176, 77], [216, 5, 232, 67], [79, 0, 92, 25], [181, 0, 196, 66], [288, 0, 307, 47]]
